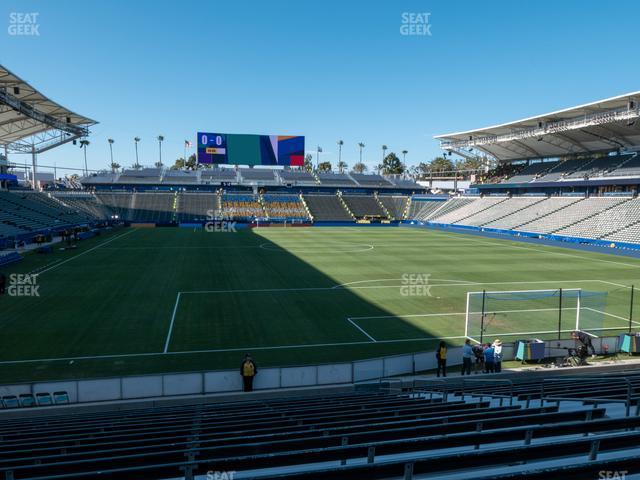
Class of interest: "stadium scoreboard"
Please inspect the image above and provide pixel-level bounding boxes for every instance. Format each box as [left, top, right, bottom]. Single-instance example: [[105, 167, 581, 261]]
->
[[197, 132, 304, 166]]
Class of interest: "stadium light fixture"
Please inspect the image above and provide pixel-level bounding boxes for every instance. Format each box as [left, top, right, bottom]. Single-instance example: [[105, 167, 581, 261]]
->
[[358, 142, 365, 166], [79, 139, 90, 177], [134, 137, 141, 169], [157, 135, 164, 167], [108, 138, 115, 172], [337, 139, 344, 166]]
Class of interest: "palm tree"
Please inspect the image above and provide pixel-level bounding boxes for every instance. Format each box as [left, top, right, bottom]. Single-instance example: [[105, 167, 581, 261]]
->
[[157, 135, 164, 167], [337, 139, 344, 165], [316, 146, 323, 169], [107, 138, 115, 172], [382, 144, 388, 163], [79, 139, 90, 176], [358, 142, 365, 167], [134, 137, 141, 169], [402, 150, 408, 163]]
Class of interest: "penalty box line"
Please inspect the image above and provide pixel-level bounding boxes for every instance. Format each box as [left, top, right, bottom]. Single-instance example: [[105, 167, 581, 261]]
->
[[164, 280, 634, 353]]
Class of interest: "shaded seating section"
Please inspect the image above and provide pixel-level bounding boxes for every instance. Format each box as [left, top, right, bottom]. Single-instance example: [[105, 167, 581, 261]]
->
[[95, 192, 135, 220], [262, 194, 310, 222], [303, 194, 353, 221], [377, 195, 409, 220], [605, 153, 640, 177], [2, 384, 638, 480], [342, 195, 388, 219], [128, 193, 175, 223], [535, 158, 589, 182], [238, 168, 276, 184], [52, 193, 113, 220], [563, 154, 632, 179], [161, 170, 198, 184], [176, 192, 219, 222], [350, 173, 393, 187], [22, 192, 94, 224], [117, 168, 162, 184], [201, 169, 238, 184], [277, 169, 318, 185], [316, 172, 357, 187], [221, 193, 265, 221], [0, 191, 92, 238], [505, 161, 558, 183]]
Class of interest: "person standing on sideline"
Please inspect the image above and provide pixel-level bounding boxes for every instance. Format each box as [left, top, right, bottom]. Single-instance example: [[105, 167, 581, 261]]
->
[[436, 341, 447, 377], [461, 339, 473, 375], [493, 339, 503, 373], [240, 354, 257, 392], [483, 343, 495, 373]]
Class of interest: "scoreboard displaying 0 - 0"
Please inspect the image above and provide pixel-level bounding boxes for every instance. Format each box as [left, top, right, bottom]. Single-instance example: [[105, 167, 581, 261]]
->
[[197, 132, 304, 166]]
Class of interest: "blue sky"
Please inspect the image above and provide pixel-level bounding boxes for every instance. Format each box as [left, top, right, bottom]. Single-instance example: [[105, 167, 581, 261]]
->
[[1, 0, 639, 174]]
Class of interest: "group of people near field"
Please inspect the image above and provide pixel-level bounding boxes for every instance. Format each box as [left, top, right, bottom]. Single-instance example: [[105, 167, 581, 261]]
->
[[461, 338, 504, 375], [435, 338, 504, 377]]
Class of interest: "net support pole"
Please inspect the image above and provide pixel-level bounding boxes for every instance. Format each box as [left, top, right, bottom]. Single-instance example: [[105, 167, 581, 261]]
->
[[630, 285, 635, 335], [464, 292, 470, 338], [480, 289, 486, 345], [558, 288, 563, 340], [575, 289, 581, 331]]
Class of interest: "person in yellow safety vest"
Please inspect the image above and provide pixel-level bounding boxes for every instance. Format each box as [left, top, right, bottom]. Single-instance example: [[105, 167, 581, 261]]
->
[[240, 354, 258, 392], [436, 341, 447, 377]]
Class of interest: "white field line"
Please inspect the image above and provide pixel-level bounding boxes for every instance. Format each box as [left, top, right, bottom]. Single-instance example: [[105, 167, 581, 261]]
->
[[164, 292, 182, 353], [346, 317, 377, 342], [584, 307, 640, 326], [34, 229, 137, 278], [0, 335, 469, 366], [179, 279, 631, 296], [350, 307, 579, 321], [333, 278, 479, 289]]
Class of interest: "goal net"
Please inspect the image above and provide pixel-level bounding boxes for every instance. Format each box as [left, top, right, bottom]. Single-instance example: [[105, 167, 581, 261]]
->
[[465, 288, 608, 343]]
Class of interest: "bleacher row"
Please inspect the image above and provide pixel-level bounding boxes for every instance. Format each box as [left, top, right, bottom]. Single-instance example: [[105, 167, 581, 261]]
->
[[3, 190, 640, 244], [3, 369, 640, 480], [424, 194, 640, 244], [492, 152, 640, 184], [79, 168, 421, 189], [0, 191, 99, 240]]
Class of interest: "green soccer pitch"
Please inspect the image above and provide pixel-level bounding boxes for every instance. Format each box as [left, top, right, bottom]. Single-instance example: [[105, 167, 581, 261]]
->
[[1, 226, 639, 383]]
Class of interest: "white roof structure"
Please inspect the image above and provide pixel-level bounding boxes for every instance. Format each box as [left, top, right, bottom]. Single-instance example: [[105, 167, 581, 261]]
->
[[436, 92, 640, 162], [0, 64, 96, 153]]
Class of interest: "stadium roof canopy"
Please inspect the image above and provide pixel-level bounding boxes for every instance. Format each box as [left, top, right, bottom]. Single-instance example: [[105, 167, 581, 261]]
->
[[435, 92, 640, 162], [0, 64, 96, 154]]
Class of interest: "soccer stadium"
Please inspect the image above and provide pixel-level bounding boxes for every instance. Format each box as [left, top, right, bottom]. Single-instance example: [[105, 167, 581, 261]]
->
[[1, 2, 640, 479]]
